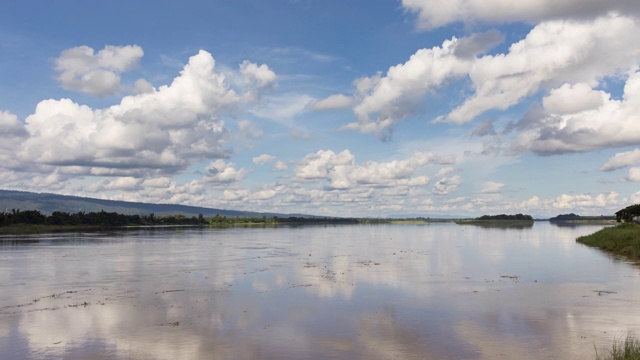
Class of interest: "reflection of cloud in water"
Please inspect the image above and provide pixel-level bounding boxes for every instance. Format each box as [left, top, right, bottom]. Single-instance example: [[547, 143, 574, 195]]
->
[[291, 225, 465, 299], [3, 224, 640, 359], [452, 282, 640, 360], [354, 308, 458, 360], [17, 295, 225, 360]]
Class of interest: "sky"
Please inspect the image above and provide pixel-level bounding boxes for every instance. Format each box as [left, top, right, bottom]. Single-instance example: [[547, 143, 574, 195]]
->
[[1, 0, 640, 218]]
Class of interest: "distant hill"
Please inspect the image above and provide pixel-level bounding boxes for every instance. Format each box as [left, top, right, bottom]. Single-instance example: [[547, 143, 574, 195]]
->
[[0, 189, 300, 218]]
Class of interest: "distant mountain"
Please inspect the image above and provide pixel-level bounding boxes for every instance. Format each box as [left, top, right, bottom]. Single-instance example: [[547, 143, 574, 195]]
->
[[0, 189, 299, 218]]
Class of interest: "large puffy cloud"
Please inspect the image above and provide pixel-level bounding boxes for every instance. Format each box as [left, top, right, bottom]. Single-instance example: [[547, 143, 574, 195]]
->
[[343, 13, 640, 138], [54, 45, 144, 96], [0, 49, 283, 204], [509, 70, 640, 155], [445, 13, 640, 123], [402, 0, 640, 29], [11, 51, 281, 177], [345, 38, 470, 139]]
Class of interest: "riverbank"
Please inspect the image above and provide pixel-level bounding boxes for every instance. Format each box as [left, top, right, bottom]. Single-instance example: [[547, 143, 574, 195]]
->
[[576, 223, 640, 262]]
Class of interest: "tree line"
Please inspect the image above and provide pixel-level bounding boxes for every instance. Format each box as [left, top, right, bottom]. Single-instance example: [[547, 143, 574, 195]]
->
[[615, 204, 640, 222], [475, 213, 533, 221], [0, 209, 207, 227], [0, 209, 362, 228]]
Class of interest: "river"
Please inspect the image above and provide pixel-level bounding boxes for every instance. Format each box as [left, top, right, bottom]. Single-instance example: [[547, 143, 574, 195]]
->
[[1, 222, 639, 359]]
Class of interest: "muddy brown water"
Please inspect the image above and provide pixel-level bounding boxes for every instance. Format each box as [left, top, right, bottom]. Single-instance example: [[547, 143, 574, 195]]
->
[[1, 223, 639, 359]]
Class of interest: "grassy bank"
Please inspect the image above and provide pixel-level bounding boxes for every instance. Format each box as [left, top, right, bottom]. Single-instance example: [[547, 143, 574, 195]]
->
[[577, 223, 640, 261], [596, 334, 640, 360]]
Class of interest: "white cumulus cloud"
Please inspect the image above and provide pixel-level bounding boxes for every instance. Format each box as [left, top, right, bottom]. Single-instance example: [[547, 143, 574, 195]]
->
[[510, 70, 640, 154], [445, 14, 640, 123], [54, 45, 144, 96], [342, 13, 640, 141], [23, 50, 236, 173], [542, 83, 607, 115], [0, 50, 283, 190], [240, 60, 277, 89], [345, 37, 470, 139]]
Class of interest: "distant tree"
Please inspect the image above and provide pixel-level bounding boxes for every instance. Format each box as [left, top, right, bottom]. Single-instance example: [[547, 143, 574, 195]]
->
[[476, 213, 533, 221]]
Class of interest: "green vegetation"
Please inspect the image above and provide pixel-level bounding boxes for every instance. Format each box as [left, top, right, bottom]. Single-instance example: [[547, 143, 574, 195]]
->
[[474, 213, 533, 221], [0, 208, 460, 234], [454, 213, 534, 227], [0, 209, 379, 234], [615, 204, 640, 223], [595, 334, 640, 360], [577, 223, 640, 261], [0, 209, 208, 230], [577, 204, 640, 261], [206, 215, 359, 227]]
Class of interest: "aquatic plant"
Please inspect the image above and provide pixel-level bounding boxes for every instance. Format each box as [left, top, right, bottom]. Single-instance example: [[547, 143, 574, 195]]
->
[[595, 334, 640, 360]]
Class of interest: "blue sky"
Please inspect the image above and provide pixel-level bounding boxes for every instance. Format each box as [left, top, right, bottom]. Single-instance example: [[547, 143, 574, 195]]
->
[[2, 0, 640, 218]]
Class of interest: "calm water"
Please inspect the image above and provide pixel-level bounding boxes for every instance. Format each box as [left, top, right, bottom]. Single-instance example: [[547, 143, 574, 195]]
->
[[1, 223, 639, 360]]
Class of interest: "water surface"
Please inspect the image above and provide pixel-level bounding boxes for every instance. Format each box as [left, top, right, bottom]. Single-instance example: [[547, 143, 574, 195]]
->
[[1, 223, 639, 359]]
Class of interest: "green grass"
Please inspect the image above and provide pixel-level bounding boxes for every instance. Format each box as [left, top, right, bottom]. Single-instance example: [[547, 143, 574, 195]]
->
[[577, 223, 640, 261], [596, 334, 640, 360]]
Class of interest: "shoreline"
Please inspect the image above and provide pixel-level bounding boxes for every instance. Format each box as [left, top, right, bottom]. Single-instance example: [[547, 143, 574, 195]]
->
[[576, 223, 640, 262]]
